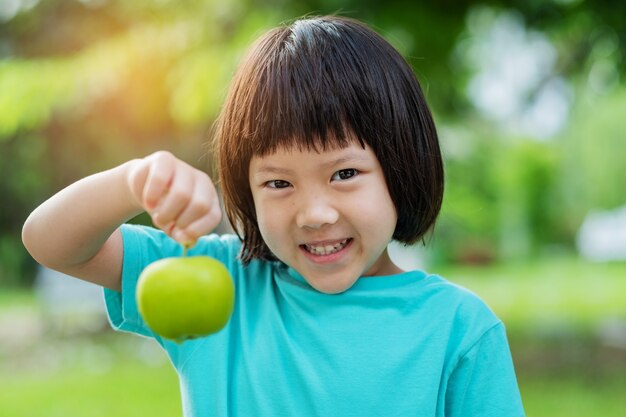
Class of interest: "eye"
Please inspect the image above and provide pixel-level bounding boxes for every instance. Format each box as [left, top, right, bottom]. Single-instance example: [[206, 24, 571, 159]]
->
[[265, 180, 291, 189], [331, 168, 358, 181]]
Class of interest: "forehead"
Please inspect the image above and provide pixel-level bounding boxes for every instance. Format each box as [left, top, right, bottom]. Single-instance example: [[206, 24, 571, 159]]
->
[[249, 140, 375, 173], [251, 126, 364, 159]]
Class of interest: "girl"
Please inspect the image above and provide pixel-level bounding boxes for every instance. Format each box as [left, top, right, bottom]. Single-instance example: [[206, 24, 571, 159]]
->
[[23, 15, 525, 417]]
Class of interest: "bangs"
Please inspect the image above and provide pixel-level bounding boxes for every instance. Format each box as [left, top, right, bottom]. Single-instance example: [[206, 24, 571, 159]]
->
[[223, 18, 384, 157], [216, 15, 443, 264]]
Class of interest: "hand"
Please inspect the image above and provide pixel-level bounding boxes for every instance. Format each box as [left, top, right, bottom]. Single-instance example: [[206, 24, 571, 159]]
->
[[126, 151, 222, 245]]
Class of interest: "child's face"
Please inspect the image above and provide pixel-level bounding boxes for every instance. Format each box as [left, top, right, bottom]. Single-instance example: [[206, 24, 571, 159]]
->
[[249, 140, 402, 294]]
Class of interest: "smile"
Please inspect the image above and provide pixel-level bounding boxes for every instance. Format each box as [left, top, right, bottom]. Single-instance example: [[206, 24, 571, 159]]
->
[[302, 238, 352, 256]]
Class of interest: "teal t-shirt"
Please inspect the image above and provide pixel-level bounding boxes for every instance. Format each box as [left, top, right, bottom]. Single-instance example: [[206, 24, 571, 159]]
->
[[104, 224, 525, 417]]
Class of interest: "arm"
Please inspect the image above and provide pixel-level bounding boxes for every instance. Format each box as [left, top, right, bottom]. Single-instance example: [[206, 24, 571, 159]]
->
[[445, 323, 525, 416], [22, 151, 222, 291]]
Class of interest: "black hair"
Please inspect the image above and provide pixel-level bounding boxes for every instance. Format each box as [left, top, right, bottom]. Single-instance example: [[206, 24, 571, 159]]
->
[[215, 15, 444, 263]]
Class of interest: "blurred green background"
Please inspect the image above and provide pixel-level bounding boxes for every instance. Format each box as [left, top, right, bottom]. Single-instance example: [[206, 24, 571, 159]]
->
[[1, 0, 625, 416]]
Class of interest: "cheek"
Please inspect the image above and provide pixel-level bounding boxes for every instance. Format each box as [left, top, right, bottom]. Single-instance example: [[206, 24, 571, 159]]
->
[[357, 186, 397, 226], [366, 197, 397, 246], [364, 203, 397, 241], [254, 200, 286, 249]]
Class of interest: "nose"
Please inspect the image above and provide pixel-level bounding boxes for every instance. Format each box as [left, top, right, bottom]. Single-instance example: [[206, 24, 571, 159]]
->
[[296, 193, 339, 229]]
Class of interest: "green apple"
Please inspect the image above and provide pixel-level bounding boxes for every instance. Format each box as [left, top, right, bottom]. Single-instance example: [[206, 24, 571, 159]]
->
[[136, 256, 235, 343]]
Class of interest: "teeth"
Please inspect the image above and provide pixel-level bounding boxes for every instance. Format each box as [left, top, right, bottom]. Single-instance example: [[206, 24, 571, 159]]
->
[[305, 239, 349, 256]]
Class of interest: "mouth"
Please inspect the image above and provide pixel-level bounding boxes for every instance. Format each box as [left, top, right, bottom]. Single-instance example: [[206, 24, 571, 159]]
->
[[300, 238, 353, 256]]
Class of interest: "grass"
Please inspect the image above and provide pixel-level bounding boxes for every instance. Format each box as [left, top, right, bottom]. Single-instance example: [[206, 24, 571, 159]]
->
[[437, 257, 626, 334], [440, 257, 626, 416], [2, 354, 624, 417], [0, 256, 624, 416], [0, 335, 180, 417], [2, 344, 624, 417], [0, 361, 179, 417], [520, 371, 626, 417]]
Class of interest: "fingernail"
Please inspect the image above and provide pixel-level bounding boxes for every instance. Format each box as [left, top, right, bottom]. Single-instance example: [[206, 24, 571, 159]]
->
[[145, 199, 157, 210], [173, 228, 188, 243]]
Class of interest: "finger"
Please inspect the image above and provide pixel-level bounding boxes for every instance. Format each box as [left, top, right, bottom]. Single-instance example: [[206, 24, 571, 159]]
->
[[173, 204, 222, 244], [151, 164, 194, 229], [171, 173, 217, 230], [143, 152, 175, 210]]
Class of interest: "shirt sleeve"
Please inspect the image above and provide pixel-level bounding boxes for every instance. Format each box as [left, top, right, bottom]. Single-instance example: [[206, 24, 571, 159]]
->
[[445, 322, 526, 417], [103, 224, 181, 340], [103, 224, 237, 340]]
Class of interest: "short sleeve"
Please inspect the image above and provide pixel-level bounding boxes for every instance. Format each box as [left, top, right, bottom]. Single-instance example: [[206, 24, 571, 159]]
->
[[103, 224, 240, 341], [103, 224, 181, 339], [445, 322, 525, 417]]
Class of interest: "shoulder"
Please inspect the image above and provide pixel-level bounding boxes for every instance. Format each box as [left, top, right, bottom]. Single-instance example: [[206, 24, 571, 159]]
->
[[424, 274, 497, 312], [420, 273, 502, 336]]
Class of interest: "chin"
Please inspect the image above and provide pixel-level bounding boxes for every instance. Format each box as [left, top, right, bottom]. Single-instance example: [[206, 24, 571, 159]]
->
[[311, 284, 351, 295], [305, 274, 358, 294]]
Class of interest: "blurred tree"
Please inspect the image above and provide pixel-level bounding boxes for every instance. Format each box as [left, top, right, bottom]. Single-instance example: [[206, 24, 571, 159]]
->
[[1, 0, 625, 285], [557, 85, 626, 235]]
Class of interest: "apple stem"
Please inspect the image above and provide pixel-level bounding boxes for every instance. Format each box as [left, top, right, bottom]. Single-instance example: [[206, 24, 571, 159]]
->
[[183, 243, 190, 257]]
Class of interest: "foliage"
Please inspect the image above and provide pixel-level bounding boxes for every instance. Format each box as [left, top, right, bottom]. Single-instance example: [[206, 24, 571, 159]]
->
[[1, 0, 626, 285], [557, 86, 626, 229]]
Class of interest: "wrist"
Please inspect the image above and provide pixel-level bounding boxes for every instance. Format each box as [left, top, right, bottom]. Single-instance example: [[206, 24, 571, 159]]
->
[[117, 159, 146, 215]]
